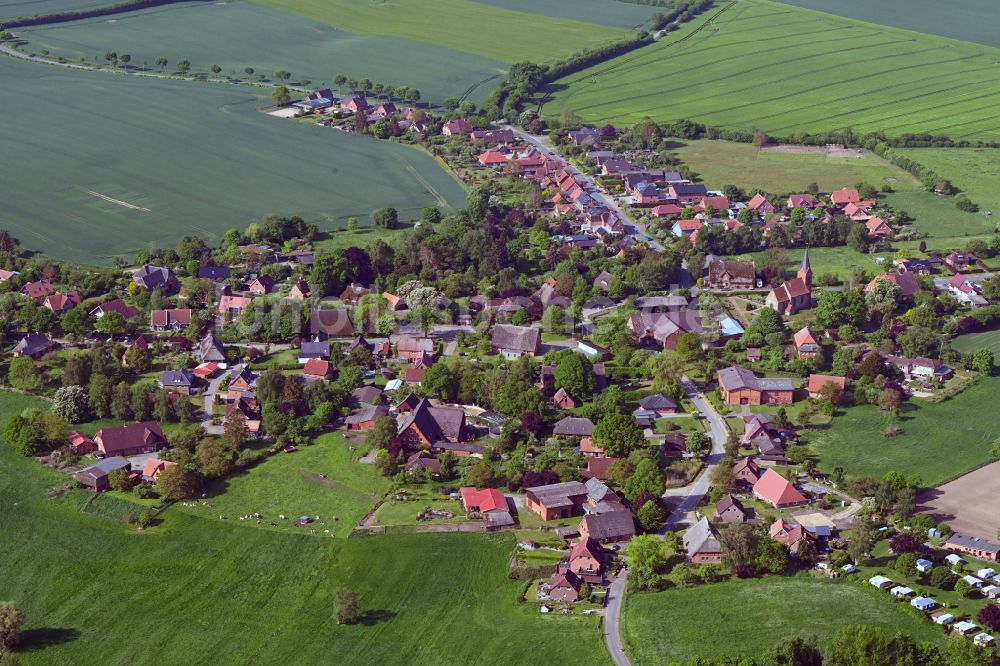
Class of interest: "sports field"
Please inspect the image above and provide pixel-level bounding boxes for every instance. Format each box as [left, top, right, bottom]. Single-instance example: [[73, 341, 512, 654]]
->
[[809, 375, 1000, 487], [542, 0, 1000, 141], [0, 58, 466, 263], [623, 576, 943, 664], [775, 0, 1000, 49], [0, 390, 606, 665], [15, 1, 508, 104], [250, 0, 636, 63]]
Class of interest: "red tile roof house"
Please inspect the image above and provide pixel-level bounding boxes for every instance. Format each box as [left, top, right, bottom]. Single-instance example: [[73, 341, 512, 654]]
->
[[20, 280, 53, 300], [716, 494, 750, 523], [94, 421, 167, 457], [490, 324, 541, 359], [787, 194, 820, 209], [393, 398, 468, 450], [311, 308, 355, 338], [769, 518, 816, 554], [753, 469, 808, 508], [793, 326, 821, 360], [865, 217, 892, 240], [865, 272, 920, 302], [248, 275, 276, 295], [303, 358, 332, 380], [67, 430, 97, 455], [551, 387, 576, 410], [683, 517, 722, 563], [90, 299, 139, 320], [558, 537, 607, 584], [637, 393, 679, 416], [526, 481, 590, 521], [288, 281, 311, 300], [704, 258, 757, 289], [746, 193, 777, 216], [581, 456, 617, 481], [345, 405, 390, 430], [807, 374, 846, 398], [543, 572, 582, 603], [396, 336, 435, 361], [830, 188, 860, 207], [219, 294, 253, 318], [460, 486, 514, 531], [442, 118, 473, 136], [733, 457, 761, 487], [478, 150, 509, 168], [717, 366, 794, 406], [43, 291, 81, 313], [141, 458, 176, 484], [150, 308, 192, 331]]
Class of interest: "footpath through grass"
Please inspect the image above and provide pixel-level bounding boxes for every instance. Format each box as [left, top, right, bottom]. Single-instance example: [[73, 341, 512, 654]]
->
[[543, 0, 1000, 141], [623, 575, 943, 664], [0, 389, 606, 664], [810, 375, 1000, 486]]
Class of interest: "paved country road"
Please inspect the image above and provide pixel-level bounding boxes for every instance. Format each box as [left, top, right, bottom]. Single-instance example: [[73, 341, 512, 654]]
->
[[604, 567, 630, 666]]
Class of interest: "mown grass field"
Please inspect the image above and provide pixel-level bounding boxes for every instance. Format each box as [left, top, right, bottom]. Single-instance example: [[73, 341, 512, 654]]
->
[[623, 576, 943, 664], [0, 58, 466, 263], [250, 0, 634, 63], [0, 390, 606, 665], [809, 376, 1000, 486], [542, 0, 1000, 141], [775, 0, 1000, 49], [898, 148, 1000, 219], [672, 140, 918, 195], [952, 327, 1000, 356], [15, 0, 508, 105]]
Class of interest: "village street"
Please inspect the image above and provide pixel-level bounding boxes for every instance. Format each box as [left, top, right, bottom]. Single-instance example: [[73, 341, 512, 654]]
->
[[503, 126, 665, 252]]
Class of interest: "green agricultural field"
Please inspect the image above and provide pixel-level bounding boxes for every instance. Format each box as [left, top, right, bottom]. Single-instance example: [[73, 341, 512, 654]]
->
[[0, 58, 466, 264], [250, 0, 633, 63], [775, 0, 1000, 49], [542, 0, 1000, 141], [672, 140, 918, 195], [175, 432, 387, 537], [0, 0, 109, 22], [810, 375, 1000, 486], [952, 327, 1000, 356], [472, 0, 659, 29], [15, 1, 508, 105], [0, 390, 605, 665], [898, 148, 1000, 220], [623, 576, 943, 664]]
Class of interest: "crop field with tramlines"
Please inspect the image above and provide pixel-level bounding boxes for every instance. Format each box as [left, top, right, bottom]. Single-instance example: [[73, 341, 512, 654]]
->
[[541, 0, 1000, 142]]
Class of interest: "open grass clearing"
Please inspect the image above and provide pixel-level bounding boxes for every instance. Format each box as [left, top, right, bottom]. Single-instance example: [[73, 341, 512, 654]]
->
[[672, 139, 919, 194], [809, 375, 1000, 486], [897, 147, 1000, 222], [0, 389, 605, 664], [774, 0, 1000, 49], [175, 431, 388, 537], [14, 0, 508, 105], [623, 575, 943, 664], [250, 0, 633, 63], [0, 57, 466, 263], [542, 0, 1000, 141], [952, 326, 1000, 356]]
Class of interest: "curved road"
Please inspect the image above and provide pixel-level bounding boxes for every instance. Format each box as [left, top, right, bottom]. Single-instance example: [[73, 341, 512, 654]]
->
[[604, 378, 730, 666]]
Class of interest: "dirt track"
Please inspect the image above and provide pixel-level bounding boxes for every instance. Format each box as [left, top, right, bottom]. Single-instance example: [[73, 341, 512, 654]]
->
[[917, 461, 1000, 538]]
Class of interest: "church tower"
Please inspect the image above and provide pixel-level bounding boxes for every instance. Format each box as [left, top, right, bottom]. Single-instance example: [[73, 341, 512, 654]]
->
[[797, 248, 813, 290]]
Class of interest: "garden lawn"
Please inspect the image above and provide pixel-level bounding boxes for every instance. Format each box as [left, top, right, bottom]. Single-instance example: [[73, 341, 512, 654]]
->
[[809, 375, 1000, 486], [671, 140, 918, 194], [623, 576, 943, 664], [952, 327, 1000, 356], [542, 0, 1000, 141], [15, 1, 508, 105], [0, 57, 466, 264], [0, 389, 606, 665], [175, 432, 388, 537], [774, 0, 1000, 49], [250, 0, 632, 63]]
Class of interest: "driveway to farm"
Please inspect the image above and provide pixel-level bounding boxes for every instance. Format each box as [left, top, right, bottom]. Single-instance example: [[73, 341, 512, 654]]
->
[[660, 378, 728, 530], [604, 567, 630, 666], [202, 363, 243, 435], [502, 126, 664, 252]]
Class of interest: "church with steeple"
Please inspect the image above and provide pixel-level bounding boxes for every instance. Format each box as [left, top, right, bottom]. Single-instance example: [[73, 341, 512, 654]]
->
[[765, 249, 813, 315]]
